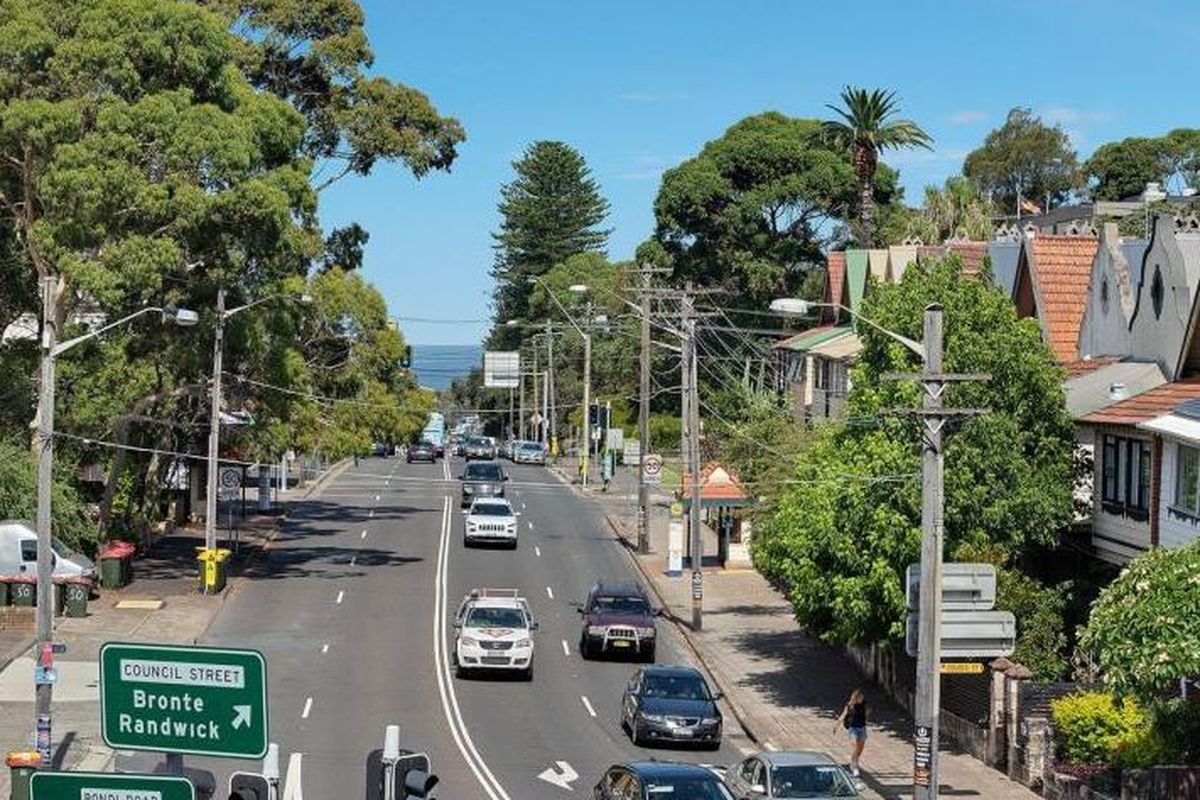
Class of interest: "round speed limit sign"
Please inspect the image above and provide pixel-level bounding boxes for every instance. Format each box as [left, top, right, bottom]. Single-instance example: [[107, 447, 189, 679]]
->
[[642, 454, 663, 484], [219, 467, 241, 490]]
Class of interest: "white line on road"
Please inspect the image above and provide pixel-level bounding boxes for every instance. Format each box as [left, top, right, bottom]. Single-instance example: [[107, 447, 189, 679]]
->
[[546, 586, 554, 599], [361, 529, 368, 539], [522, 501, 526, 510], [527, 521, 533, 530], [321, 644, 329, 654], [534, 545, 541, 557], [336, 590, 344, 604], [301, 697, 312, 719], [350, 555, 357, 566], [580, 695, 597, 718], [375, 494, 380, 501], [369, 509, 374, 518], [561, 640, 570, 656]]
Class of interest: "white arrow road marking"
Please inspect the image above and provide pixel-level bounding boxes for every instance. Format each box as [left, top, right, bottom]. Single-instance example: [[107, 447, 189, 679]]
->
[[232, 705, 251, 729], [538, 761, 579, 791], [281, 752, 303, 800]]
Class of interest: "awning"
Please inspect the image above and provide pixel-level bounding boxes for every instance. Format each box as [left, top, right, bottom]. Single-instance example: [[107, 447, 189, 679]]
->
[[775, 325, 851, 353], [808, 331, 863, 361], [1139, 413, 1200, 444]]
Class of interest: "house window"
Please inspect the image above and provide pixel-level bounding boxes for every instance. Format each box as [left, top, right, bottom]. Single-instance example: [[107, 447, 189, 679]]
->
[[1174, 444, 1200, 517], [1151, 265, 1165, 319], [1100, 434, 1151, 520], [1101, 278, 1110, 313]]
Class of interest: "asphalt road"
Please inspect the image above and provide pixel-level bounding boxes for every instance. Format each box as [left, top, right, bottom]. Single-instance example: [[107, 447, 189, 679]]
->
[[198, 455, 749, 799]]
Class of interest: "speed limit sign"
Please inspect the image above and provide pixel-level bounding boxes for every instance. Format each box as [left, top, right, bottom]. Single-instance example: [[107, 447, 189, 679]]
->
[[642, 454, 663, 485], [219, 467, 241, 491]]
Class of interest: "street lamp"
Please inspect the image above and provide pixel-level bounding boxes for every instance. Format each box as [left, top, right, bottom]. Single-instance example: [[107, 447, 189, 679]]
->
[[33, 283, 196, 763], [204, 290, 311, 560]]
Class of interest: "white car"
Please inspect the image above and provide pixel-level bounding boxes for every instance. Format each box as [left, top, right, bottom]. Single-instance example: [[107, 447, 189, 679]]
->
[[452, 588, 537, 680], [463, 498, 518, 548]]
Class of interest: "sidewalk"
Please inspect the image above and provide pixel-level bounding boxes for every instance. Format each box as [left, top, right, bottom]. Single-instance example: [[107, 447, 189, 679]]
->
[[573, 463, 1037, 800]]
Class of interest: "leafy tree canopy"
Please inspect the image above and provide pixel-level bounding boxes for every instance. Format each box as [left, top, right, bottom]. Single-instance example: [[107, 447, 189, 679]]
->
[[753, 256, 1075, 645], [963, 107, 1079, 213], [1084, 129, 1200, 201], [907, 177, 996, 244]]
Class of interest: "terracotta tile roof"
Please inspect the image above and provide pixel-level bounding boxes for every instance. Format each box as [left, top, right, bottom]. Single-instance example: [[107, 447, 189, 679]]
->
[[1029, 235, 1099, 363], [824, 251, 845, 307], [1081, 377, 1200, 425], [681, 462, 751, 504], [1062, 356, 1120, 379], [946, 241, 989, 275]]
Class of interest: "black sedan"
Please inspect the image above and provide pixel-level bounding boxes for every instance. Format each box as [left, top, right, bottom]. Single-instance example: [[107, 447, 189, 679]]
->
[[406, 440, 437, 463], [594, 761, 733, 800], [621, 665, 722, 749]]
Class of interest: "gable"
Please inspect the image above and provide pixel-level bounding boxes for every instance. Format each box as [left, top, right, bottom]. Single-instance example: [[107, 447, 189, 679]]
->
[[888, 245, 917, 282], [842, 250, 869, 315], [1078, 223, 1139, 360], [1023, 234, 1098, 362], [1130, 216, 1200, 379]]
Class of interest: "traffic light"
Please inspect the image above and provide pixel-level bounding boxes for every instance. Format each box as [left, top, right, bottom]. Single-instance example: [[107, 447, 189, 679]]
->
[[228, 771, 271, 800], [394, 752, 439, 799]]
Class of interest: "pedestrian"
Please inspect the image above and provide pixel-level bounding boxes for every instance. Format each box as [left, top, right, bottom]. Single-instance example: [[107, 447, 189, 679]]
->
[[834, 688, 868, 778]]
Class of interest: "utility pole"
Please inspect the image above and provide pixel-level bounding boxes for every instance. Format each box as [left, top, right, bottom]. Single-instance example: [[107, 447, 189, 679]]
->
[[34, 274, 58, 762], [546, 319, 556, 455], [205, 288, 226, 556], [580, 301, 592, 486], [683, 285, 703, 632], [637, 266, 652, 554], [518, 358, 526, 441], [532, 343, 540, 443]]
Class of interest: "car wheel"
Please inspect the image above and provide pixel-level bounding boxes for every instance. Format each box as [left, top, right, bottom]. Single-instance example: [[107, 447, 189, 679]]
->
[[509, 539, 518, 550], [454, 661, 469, 679], [704, 738, 721, 751], [579, 635, 591, 660], [523, 663, 534, 682]]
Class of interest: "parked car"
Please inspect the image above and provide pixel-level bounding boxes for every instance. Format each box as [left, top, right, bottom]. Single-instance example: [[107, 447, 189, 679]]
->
[[0, 520, 97, 581], [579, 580, 656, 661], [459, 461, 507, 508], [513, 441, 547, 465], [621, 665, 723, 749], [593, 761, 733, 800], [464, 437, 497, 460], [725, 751, 859, 798], [406, 440, 437, 463]]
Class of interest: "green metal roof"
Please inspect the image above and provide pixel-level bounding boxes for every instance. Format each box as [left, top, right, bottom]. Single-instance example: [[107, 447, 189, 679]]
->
[[844, 250, 869, 314], [775, 325, 852, 353]]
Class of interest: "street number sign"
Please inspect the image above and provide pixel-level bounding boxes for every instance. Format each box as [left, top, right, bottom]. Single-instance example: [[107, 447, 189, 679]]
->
[[642, 453, 663, 485], [100, 642, 268, 759], [940, 661, 985, 674], [31, 771, 195, 800]]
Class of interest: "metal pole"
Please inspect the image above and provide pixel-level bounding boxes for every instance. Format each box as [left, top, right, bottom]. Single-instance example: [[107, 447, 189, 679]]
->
[[34, 274, 57, 762], [508, 386, 514, 442], [638, 267, 651, 554], [913, 303, 944, 799], [542, 370, 550, 446], [685, 287, 703, 632], [581, 321, 591, 486], [518, 358, 526, 441], [205, 288, 225, 557], [532, 345, 540, 443], [547, 320, 556, 455]]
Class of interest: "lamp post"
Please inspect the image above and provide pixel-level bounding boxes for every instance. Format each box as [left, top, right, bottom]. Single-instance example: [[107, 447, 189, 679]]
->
[[204, 290, 310, 557], [528, 279, 592, 484], [33, 276, 197, 762]]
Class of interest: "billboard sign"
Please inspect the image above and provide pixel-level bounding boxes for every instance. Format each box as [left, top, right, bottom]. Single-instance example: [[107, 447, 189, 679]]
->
[[483, 352, 520, 388]]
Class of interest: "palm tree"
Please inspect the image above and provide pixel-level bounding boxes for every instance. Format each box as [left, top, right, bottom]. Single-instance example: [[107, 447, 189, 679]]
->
[[824, 87, 933, 244]]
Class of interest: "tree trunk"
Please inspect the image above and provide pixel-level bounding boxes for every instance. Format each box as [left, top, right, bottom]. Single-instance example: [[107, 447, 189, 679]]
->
[[855, 144, 877, 246]]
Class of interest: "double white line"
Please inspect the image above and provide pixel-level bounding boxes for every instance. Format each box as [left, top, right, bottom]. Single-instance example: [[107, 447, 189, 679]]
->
[[432, 494, 513, 800]]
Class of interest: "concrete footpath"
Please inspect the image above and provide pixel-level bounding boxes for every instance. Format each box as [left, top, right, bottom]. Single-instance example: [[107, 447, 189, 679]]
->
[[0, 459, 346, 795], [557, 459, 1037, 800]]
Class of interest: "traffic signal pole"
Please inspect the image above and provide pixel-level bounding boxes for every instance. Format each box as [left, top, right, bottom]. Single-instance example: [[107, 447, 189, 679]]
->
[[637, 265, 651, 554]]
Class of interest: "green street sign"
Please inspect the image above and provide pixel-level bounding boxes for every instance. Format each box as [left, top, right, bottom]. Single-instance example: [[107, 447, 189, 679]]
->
[[100, 642, 268, 759], [30, 771, 195, 800]]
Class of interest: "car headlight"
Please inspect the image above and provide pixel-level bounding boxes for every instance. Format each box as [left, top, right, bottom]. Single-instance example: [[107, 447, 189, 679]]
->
[[640, 712, 666, 722], [459, 636, 478, 648], [463, 486, 474, 493], [466, 521, 478, 531], [702, 716, 721, 725], [638, 626, 655, 637], [514, 637, 532, 648], [587, 625, 605, 636]]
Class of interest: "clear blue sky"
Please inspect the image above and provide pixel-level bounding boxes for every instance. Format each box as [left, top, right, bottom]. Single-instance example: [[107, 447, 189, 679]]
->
[[319, 0, 1200, 346]]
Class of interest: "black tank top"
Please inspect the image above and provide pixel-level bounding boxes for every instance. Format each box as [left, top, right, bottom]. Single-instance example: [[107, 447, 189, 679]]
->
[[846, 701, 867, 728]]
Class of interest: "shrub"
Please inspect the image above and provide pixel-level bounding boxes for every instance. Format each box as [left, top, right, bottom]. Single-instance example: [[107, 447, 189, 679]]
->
[[1051, 691, 1149, 766], [648, 414, 681, 453], [1150, 699, 1200, 765]]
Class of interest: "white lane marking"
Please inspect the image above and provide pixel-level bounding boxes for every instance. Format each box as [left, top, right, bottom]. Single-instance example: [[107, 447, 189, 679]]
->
[[369, 509, 375, 518], [336, 590, 344, 605], [350, 555, 357, 566], [361, 529, 368, 539], [534, 545, 541, 557], [321, 644, 329, 654], [527, 521, 533, 531], [561, 639, 570, 656], [374, 494, 380, 501], [433, 496, 512, 800], [580, 695, 597, 717], [545, 586, 554, 600], [521, 501, 527, 510], [301, 697, 312, 719]]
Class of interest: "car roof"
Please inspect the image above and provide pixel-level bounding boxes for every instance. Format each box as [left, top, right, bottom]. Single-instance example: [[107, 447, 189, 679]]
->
[[592, 580, 646, 597], [640, 665, 705, 679], [470, 598, 526, 610], [754, 750, 841, 768], [618, 761, 722, 779]]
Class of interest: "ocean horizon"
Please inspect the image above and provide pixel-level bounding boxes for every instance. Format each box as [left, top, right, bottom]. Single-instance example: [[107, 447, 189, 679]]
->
[[410, 344, 483, 391]]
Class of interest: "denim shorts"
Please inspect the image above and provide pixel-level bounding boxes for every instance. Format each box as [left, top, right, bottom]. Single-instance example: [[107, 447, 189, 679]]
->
[[848, 726, 867, 742]]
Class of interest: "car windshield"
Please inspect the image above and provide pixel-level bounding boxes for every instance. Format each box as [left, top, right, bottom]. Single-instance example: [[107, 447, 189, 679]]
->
[[464, 464, 502, 480], [592, 595, 649, 615], [467, 438, 491, 447], [465, 607, 526, 629], [519, 443, 540, 451], [641, 674, 710, 700], [644, 777, 734, 799], [770, 765, 858, 798], [471, 503, 512, 517]]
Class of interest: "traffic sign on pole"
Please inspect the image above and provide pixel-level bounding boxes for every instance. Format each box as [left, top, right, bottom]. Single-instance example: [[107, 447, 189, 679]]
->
[[642, 453, 663, 486], [31, 771, 195, 800], [100, 642, 269, 759]]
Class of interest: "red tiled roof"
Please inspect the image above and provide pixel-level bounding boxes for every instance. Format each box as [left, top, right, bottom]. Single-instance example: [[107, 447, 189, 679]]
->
[[1028, 235, 1099, 363], [1081, 378, 1200, 425], [682, 462, 748, 501], [1062, 356, 1120, 379], [946, 242, 988, 275], [824, 251, 845, 306]]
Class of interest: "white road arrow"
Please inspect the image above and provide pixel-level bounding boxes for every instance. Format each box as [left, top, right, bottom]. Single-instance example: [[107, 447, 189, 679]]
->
[[232, 704, 252, 730], [538, 761, 578, 791]]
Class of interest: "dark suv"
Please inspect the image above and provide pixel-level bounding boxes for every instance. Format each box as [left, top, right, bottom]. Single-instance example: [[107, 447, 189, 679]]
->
[[459, 461, 507, 508], [579, 581, 656, 661]]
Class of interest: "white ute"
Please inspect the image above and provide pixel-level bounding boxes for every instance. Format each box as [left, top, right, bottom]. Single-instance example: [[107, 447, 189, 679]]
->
[[463, 498, 518, 548], [452, 588, 537, 680]]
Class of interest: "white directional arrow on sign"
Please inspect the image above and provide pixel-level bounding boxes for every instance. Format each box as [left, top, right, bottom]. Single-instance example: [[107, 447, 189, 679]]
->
[[538, 761, 578, 791], [232, 705, 251, 730]]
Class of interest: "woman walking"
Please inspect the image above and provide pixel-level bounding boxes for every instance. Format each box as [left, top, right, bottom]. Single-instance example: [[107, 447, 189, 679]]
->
[[835, 688, 868, 777]]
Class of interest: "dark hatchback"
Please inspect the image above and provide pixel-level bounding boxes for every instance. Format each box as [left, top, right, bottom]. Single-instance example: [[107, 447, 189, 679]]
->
[[622, 665, 723, 749], [579, 581, 657, 662], [593, 761, 733, 800], [406, 440, 437, 463]]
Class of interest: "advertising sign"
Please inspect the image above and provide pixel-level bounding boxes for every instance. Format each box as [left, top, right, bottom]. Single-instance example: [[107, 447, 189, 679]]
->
[[483, 352, 520, 388]]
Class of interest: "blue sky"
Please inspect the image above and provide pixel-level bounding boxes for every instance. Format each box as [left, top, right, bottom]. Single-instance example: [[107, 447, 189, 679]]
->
[[319, 0, 1200, 346]]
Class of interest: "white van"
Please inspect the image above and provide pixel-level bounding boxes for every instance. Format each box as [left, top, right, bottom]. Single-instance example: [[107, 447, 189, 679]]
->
[[0, 521, 96, 580]]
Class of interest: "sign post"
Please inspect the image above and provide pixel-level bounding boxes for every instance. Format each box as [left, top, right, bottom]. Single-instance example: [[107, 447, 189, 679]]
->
[[100, 643, 268, 759], [667, 501, 684, 577], [642, 454, 663, 486], [31, 772, 195, 800]]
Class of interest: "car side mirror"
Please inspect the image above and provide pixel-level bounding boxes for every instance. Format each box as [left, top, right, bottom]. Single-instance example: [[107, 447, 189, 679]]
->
[[451, 621, 462, 629]]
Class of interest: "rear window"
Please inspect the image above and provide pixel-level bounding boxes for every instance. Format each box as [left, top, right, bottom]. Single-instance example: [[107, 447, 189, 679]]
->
[[465, 464, 502, 480]]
